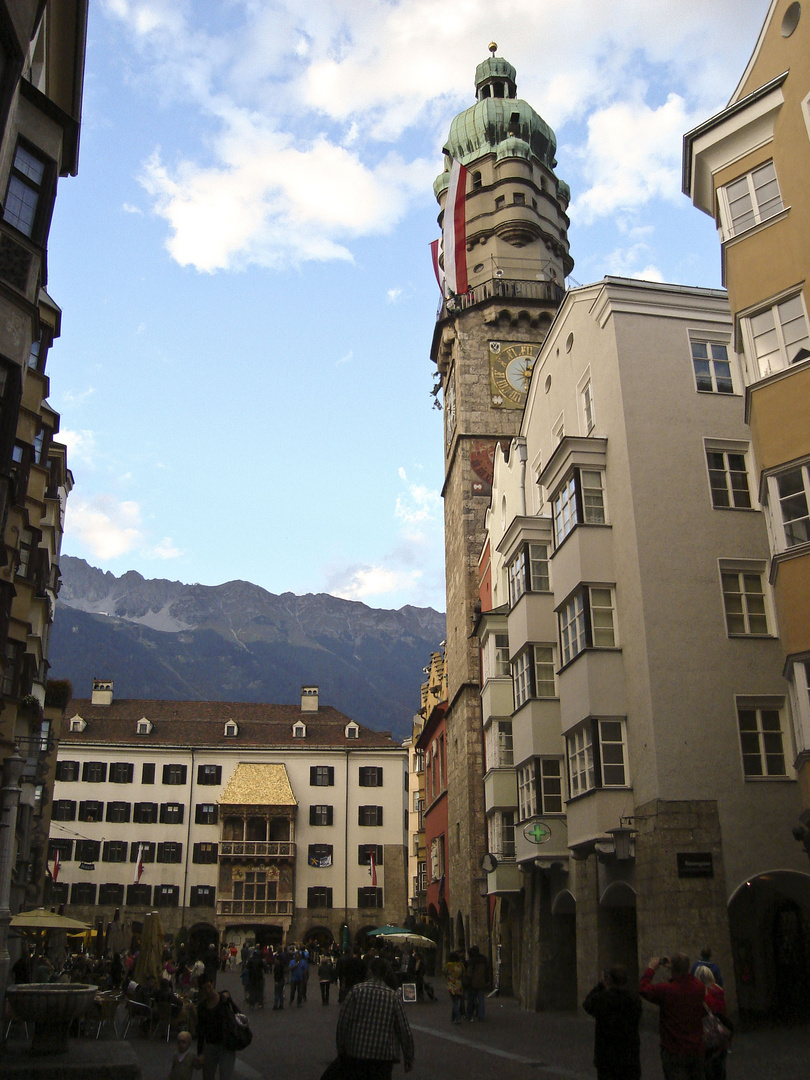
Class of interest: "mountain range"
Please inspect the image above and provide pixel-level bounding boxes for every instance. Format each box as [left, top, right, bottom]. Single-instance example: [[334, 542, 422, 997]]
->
[[48, 557, 445, 741]]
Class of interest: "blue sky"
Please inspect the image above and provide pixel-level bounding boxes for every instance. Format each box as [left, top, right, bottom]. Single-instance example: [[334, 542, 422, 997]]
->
[[47, 0, 769, 613]]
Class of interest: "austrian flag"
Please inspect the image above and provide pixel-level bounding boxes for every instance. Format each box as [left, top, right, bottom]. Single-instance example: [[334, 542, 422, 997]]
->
[[133, 843, 144, 884], [442, 158, 469, 296], [368, 847, 377, 887], [52, 848, 60, 882]]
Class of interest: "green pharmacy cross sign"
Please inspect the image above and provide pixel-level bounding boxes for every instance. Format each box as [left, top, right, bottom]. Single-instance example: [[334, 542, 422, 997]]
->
[[524, 821, 552, 845]]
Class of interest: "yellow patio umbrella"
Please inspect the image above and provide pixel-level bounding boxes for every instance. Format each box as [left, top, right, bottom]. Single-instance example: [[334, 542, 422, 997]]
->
[[133, 911, 165, 983], [10, 908, 91, 932]]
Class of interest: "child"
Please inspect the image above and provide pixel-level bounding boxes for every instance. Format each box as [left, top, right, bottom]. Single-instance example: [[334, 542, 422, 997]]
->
[[168, 1030, 197, 1080]]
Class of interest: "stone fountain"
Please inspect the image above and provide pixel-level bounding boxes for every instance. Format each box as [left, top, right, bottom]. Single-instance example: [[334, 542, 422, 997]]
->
[[6, 982, 98, 1054]]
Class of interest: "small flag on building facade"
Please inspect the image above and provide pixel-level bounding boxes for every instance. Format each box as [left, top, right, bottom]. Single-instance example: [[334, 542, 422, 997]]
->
[[52, 849, 60, 882], [133, 843, 144, 884], [442, 157, 469, 296], [369, 846, 377, 887]]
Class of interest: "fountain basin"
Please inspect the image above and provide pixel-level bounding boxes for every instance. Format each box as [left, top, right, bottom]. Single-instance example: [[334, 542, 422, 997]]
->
[[6, 983, 99, 1054]]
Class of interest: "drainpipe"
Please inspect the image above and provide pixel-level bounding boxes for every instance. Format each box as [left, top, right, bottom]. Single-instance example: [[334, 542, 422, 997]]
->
[[515, 437, 528, 516], [344, 750, 350, 946]]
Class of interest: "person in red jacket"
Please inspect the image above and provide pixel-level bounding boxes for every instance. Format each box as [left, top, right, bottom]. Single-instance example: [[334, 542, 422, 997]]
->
[[639, 954, 706, 1080]]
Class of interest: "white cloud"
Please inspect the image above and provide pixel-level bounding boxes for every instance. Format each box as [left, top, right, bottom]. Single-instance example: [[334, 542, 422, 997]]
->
[[60, 388, 96, 408], [336, 350, 353, 366], [122, 202, 143, 214], [632, 265, 665, 283], [65, 495, 143, 559], [149, 536, 183, 559], [387, 287, 403, 304], [59, 429, 98, 464], [330, 565, 424, 603]]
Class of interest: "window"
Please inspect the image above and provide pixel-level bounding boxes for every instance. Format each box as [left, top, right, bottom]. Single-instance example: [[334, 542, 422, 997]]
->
[[99, 883, 125, 905], [358, 805, 383, 827], [52, 800, 76, 821], [55, 760, 79, 782], [358, 887, 383, 908], [82, 761, 107, 783], [160, 803, 184, 824], [707, 449, 752, 509], [581, 379, 595, 431], [519, 759, 565, 819], [486, 720, 513, 768], [195, 803, 219, 825], [51, 882, 69, 905], [130, 842, 156, 863], [105, 801, 131, 824], [518, 764, 537, 820], [308, 843, 334, 867], [75, 840, 101, 862], [495, 195, 505, 210], [142, 763, 155, 784], [310, 766, 335, 787], [513, 644, 556, 707], [127, 884, 152, 906], [513, 192, 525, 205], [109, 762, 134, 784], [70, 882, 96, 905], [197, 764, 221, 785], [744, 294, 810, 378], [192, 843, 218, 864], [308, 887, 333, 908], [137, 720, 152, 736], [721, 569, 769, 635], [133, 802, 158, 824], [414, 748, 425, 774], [293, 723, 306, 738], [774, 464, 810, 547], [162, 764, 187, 786], [48, 839, 73, 862], [721, 161, 783, 238], [224, 721, 238, 737], [559, 587, 616, 666], [567, 719, 628, 797], [102, 840, 127, 863], [157, 842, 183, 864], [233, 870, 274, 905], [190, 885, 215, 907], [310, 805, 334, 826], [78, 801, 103, 822], [508, 542, 550, 605], [737, 704, 787, 778], [3, 141, 52, 239], [359, 766, 383, 787], [358, 845, 384, 866], [691, 341, 734, 394], [345, 723, 359, 739], [553, 469, 605, 546], [488, 811, 516, 859], [16, 527, 35, 579]]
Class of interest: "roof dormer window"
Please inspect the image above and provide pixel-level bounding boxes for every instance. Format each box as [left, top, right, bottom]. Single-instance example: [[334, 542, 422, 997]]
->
[[345, 722, 359, 740], [69, 716, 86, 733], [293, 722, 306, 739], [137, 718, 153, 735], [224, 721, 238, 737]]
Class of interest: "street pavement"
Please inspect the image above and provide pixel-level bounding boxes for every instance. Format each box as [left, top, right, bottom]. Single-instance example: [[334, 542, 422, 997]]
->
[[120, 970, 808, 1080]]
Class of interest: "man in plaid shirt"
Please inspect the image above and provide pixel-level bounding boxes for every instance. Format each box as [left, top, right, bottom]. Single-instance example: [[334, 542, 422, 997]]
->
[[336, 958, 415, 1080]]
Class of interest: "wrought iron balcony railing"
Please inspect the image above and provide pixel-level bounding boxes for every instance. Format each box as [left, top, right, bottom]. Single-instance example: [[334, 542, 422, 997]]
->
[[219, 840, 295, 858], [216, 899, 294, 916]]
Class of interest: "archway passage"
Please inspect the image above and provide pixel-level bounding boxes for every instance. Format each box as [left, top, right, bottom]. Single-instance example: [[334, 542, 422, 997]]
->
[[188, 922, 219, 958], [729, 870, 810, 1022], [304, 926, 335, 952], [599, 880, 638, 984], [549, 887, 577, 1009]]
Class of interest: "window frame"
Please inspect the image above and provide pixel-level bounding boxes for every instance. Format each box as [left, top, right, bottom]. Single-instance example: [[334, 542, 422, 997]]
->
[[358, 766, 383, 787], [566, 718, 628, 798], [736, 700, 790, 779], [162, 763, 187, 786], [82, 761, 107, 784], [133, 802, 158, 824], [310, 765, 335, 787], [190, 885, 216, 907], [309, 804, 334, 827], [705, 443, 753, 510], [559, 586, 617, 667], [102, 840, 128, 863], [195, 803, 219, 825], [741, 292, 810, 379], [767, 462, 810, 551], [307, 886, 334, 908], [718, 159, 784, 240], [357, 886, 383, 909], [192, 842, 219, 864], [55, 760, 79, 782], [720, 564, 770, 636], [357, 805, 384, 827], [690, 339, 735, 394], [197, 764, 222, 786], [159, 802, 184, 825], [105, 801, 131, 824], [552, 468, 606, 547], [70, 882, 97, 906], [2, 138, 56, 242], [507, 542, 550, 606], [109, 761, 134, 784]]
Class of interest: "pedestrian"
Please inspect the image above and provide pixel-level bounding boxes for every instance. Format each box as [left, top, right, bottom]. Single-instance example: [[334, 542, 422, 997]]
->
[[463, 945, 490, 1021], [196, 975, 246, 1080], [690, 948, 723, 987], [289, 949, 307, 1006], [168, 1030, 197, 1080], [639, 954, 706, 1080], [272, 952, 286, 1010], [336, 957, 414, 1080], [443, 951, 465, 1023], [319, 955, 335, 1005], [582, 964, 642, 1080], [694, 965, 732, 1080], [338, 947, 367, 1003]]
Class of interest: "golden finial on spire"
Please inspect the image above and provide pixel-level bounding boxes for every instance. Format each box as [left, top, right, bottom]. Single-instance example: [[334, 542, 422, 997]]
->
[[488, 42, 497, 57]]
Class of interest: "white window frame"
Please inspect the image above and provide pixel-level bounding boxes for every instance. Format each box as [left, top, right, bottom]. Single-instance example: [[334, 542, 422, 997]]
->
[[719, 563, 770, 636], [488, 811, 516, 860], [508, 542, 550, 606], [577, 368, 595, 432], [718, 159, 784, 240], [517, 763, 537, 820], [513, 644, 557, 708], [553, 469, 606, 547], [690, 338, 735, 394], [736, 699, 790, 779], [559, 586, 616, 666], [741, 292, 810, 379], [788, 659, 810, 755], [486, 719, 514, 768], [566, 718, 628, 797], [704, 441, 753, 510], [538, 758, 564, 815], [766, 462, 810, 551]]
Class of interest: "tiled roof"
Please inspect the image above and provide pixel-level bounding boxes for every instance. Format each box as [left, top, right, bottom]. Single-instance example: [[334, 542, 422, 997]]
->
[[60, 698, 401, 749], [219, 763, 297, 806]]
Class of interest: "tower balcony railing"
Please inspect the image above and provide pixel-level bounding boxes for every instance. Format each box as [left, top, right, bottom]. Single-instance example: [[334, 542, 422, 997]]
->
[[219, 840, 296, 859], [216, 898, 294, 916], [436, 276, 564, 321]]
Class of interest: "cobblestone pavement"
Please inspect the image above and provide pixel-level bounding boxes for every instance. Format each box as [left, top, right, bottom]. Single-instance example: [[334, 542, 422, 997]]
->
[[116, 970, 808, 1080]]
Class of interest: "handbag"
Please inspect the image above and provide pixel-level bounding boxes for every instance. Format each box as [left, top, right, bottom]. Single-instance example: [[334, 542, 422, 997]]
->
[[702, 1005, 732, 1053], [223, 1006, 253, 1052]]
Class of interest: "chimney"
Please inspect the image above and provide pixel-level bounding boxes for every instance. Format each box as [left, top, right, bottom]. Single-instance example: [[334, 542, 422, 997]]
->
[[301, 686, 319, 713], [92, 679, 113, 706]]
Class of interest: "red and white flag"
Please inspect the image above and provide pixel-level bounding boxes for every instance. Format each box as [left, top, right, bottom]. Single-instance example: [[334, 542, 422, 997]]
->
[[442, 158, 468, 296], [133, 843, 144, 884], [429, 239, 445, 295], [368, 847, 377, 887], [52, 849, 60, 882]]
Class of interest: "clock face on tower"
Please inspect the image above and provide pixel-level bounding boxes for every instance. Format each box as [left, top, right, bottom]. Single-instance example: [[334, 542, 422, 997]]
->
[[489, 341, 541, 408]]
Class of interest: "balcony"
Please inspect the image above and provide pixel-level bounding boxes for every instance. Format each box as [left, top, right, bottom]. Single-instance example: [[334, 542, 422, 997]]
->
[[437, 277, 563, 322], [219, 840, 295, 858], [216, 899, 294, 916]]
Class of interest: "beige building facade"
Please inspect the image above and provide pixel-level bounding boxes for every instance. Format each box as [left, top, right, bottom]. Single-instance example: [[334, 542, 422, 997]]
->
[[49, 684, 408, 950], [479, 277, 810, 1019], [683, 0, 810, 818]]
